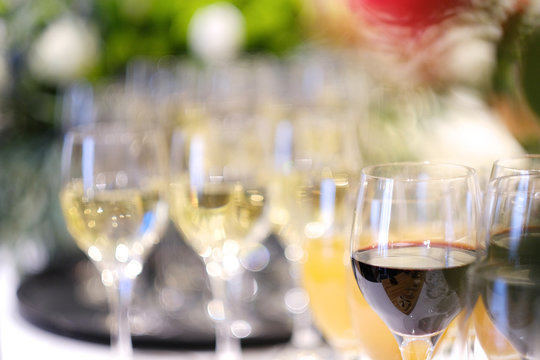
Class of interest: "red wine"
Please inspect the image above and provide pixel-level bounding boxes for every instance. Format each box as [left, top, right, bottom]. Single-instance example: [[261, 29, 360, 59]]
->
[[351, 244, 476, 336], [487, 227, 540, 265], [476, 263, 540, 358]]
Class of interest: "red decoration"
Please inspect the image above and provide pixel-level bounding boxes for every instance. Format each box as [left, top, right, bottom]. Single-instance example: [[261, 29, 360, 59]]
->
[[348, 0, 472, 37]]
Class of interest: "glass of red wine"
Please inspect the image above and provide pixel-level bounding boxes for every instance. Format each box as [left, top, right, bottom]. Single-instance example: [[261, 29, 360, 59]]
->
[[471, 173, 540, 360], [350, 162, 481, 360]]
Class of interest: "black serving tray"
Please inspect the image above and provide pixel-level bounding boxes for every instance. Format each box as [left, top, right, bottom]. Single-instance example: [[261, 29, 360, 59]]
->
[[17, 228, 293, 350]]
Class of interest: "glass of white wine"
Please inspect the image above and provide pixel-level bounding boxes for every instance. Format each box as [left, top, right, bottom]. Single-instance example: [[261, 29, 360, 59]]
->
[[59, 124, 169, 359], [169, 114, 270, 360]]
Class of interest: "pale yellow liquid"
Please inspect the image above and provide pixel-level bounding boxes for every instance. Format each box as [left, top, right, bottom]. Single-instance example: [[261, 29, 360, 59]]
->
[[169, 176, 266, 256], [60, 180, 167, 267], [269, 171, 351, 249]]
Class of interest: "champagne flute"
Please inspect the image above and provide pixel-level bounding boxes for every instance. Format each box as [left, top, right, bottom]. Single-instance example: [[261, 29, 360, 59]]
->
[[168, 116, 270, 360], [470, 173, 540, 360], [59, 124, 169, 359], [350, 162, 481, 360]]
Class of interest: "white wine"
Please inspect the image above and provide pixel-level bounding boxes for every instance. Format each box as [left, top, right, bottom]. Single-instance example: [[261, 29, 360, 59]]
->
[[169, 176, 267, 257], [60, 180, 168, 268], [269, 171, 353, 249]]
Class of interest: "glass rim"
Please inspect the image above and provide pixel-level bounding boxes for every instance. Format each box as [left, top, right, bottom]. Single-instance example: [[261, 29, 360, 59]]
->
[[492, 154, 540, 172], [361, 161, 476, 182]]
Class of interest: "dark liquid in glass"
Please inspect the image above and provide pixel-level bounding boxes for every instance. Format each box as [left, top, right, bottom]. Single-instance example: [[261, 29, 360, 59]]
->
[[477, 229, 540, 358], [351, 244, 475, 336]]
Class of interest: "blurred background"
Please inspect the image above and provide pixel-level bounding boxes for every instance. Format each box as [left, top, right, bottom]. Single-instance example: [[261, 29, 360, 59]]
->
[[0, 0, 540, 352]]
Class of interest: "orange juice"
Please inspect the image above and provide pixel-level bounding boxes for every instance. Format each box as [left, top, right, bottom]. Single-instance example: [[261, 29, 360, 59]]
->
[[302, 234, 401, 358], [302, 235, 359, 352]]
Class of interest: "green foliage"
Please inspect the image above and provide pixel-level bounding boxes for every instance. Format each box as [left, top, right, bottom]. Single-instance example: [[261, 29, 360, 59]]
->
[[91, 0, 306, 76], [491, 12, 525, 96], [521, 26, 540, 120], [0, 131, 71, 251], [1, 0, 308, 130], [491, 9, 540, 133], [243, 0, 304, 54]]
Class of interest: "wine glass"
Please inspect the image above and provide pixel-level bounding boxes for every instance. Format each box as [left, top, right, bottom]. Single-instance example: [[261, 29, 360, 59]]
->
[[168, 114, 270, 360], [350, 162, 481, 360], [59, 124, 169, 359], [468, 155, 540, 359], [470, 173, 540, 360]]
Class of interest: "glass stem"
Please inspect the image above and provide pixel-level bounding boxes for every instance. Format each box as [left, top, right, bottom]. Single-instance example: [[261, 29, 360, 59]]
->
[[395, 334, 439, 360], [286, 258, 320, 349], [208, 271, 243, 360], [106, 272, 134, 360]]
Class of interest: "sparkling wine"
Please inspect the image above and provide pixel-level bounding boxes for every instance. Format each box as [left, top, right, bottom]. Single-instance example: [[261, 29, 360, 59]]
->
[[351, 244, 476, 336], [60, 179, 168, 267], [169, 176, 267, 256]]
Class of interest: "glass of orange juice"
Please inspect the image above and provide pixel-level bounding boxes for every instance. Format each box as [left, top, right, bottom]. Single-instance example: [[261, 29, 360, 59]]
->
[[296, 169, 362, 358]]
